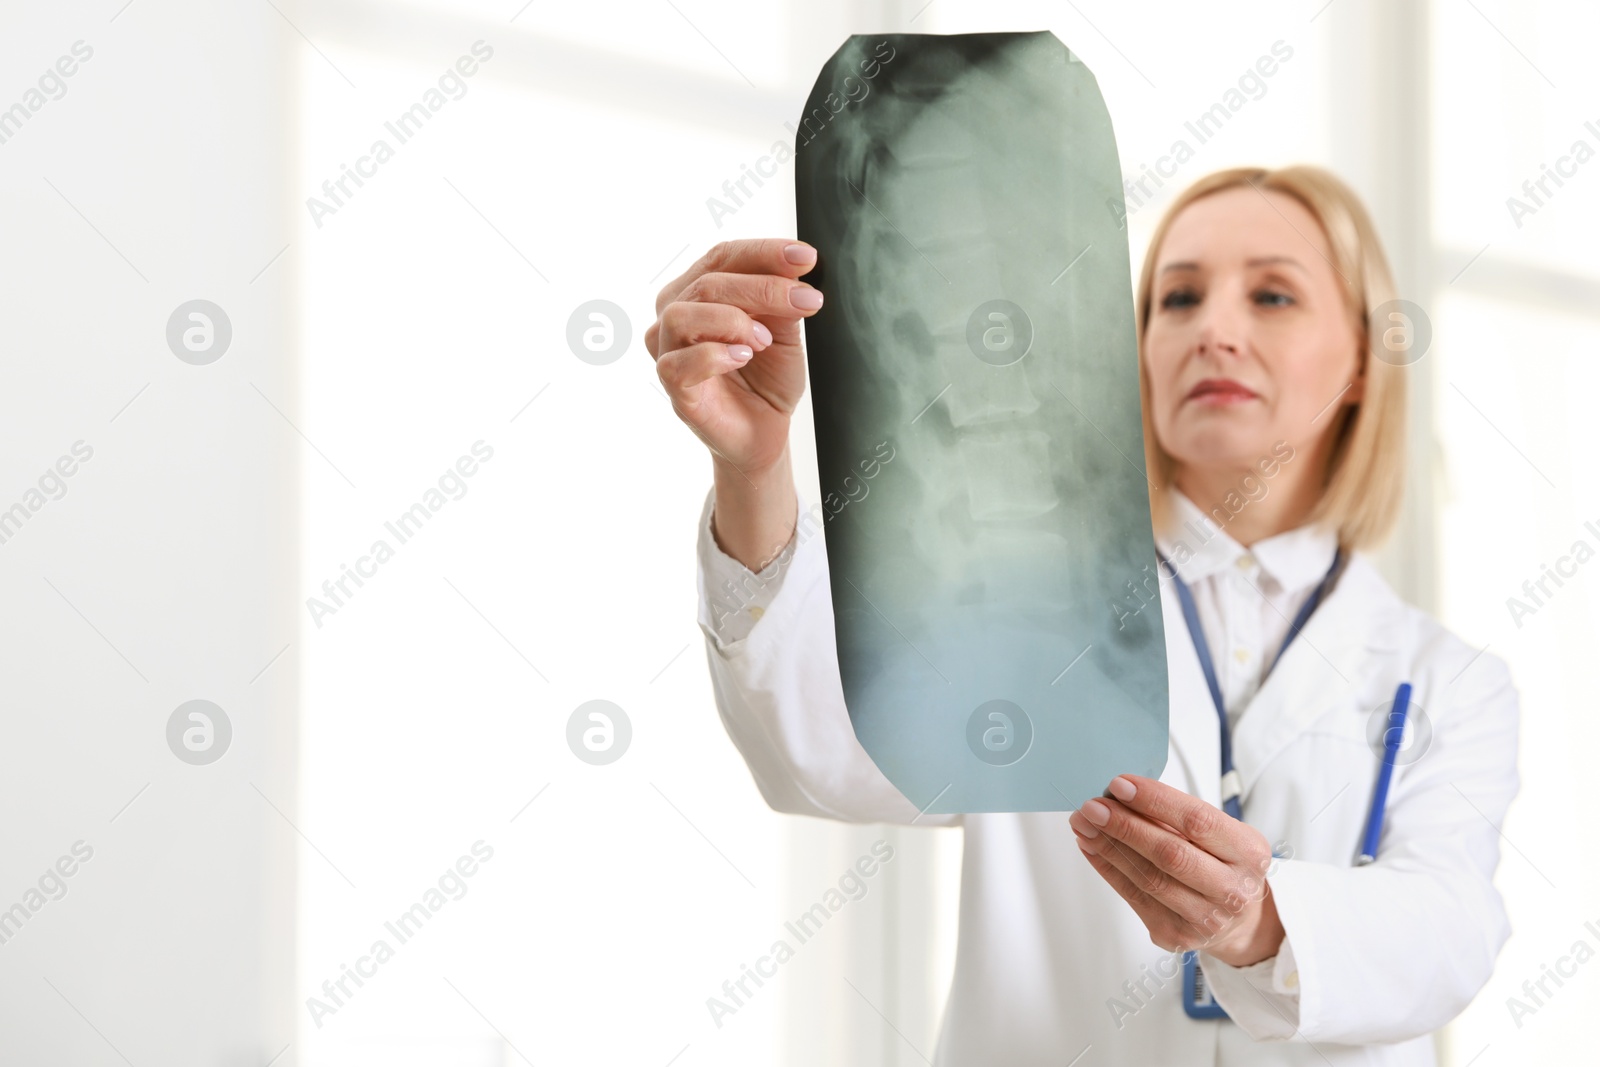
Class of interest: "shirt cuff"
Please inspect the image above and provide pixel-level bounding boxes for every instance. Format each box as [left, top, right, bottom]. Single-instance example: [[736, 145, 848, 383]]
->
[[1196, 935, 1301, 1041], [1270, 935, 1301, 995], [695, 483, 803, 649]]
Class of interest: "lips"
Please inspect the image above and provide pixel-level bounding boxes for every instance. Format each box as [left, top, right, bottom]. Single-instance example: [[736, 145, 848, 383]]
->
[[1185, 378, 1258, 404]]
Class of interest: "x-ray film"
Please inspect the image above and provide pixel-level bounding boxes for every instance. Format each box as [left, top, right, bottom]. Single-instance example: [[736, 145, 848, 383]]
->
[[795, 31, 1169, 813]]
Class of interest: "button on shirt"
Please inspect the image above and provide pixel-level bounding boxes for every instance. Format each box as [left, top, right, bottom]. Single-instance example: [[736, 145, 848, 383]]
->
[[1154, 487, 1342, 735]]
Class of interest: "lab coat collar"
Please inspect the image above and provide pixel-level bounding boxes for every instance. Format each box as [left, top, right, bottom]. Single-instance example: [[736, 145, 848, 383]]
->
[[1160, 539, 1407, 812], [1154, 486, 1341, 597]]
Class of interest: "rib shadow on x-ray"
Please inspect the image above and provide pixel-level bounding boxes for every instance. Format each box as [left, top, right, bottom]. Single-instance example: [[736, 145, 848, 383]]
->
[[795, 31, 1168, 813]]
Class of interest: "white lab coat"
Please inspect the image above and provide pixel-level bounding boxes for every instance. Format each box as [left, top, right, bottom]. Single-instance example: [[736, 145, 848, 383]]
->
[[695, 487, 1521, 1066]]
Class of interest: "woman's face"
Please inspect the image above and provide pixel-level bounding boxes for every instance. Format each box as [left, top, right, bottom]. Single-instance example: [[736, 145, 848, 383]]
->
[[1142, 186, 1364, 478]]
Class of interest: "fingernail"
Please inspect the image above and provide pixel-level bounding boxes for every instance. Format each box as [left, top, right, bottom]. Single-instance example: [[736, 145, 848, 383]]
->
[[752, 321, 773, 347], [1076, 835, 1097, 854], [727, 344, 753, 362], [783, 243, 816, 265], [790, 286, 824, 310], [1108, 777, 1136, 802], [1073, 817, 1099, 839], [1081, 799, 1110, 826]]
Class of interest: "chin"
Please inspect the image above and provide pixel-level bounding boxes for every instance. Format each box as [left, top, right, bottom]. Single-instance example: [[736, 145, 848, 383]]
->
[[1164, 427, 1273, 471]]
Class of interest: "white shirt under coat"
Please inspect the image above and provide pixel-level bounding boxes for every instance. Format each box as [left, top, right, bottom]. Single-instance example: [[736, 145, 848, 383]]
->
[[694, 482, 1520, 1066]]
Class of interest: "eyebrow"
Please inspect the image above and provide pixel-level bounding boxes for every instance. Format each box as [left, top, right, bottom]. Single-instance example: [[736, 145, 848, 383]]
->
[[1160, 256, 1309, 274]]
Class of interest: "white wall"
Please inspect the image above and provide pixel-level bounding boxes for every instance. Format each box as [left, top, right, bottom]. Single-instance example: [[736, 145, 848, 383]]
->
[[5, 2, 1596, 1065], [0, 0, 296, 1063]]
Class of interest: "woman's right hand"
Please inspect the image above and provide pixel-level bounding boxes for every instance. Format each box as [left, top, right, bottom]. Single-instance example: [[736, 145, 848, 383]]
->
[[646, 238, 824, 570], [646, 238, 823, 475]]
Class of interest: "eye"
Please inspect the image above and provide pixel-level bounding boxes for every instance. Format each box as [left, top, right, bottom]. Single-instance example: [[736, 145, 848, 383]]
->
[[1254, 288, 1295, 308], [1160, 287, 1198, 310]]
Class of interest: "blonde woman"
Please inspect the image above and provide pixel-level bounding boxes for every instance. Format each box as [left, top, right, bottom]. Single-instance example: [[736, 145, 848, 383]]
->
[[645, 165, 1520, 1065]]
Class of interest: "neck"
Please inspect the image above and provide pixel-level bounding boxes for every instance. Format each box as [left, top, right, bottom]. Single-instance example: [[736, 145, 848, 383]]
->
[[1171, 448, 1328, 548]]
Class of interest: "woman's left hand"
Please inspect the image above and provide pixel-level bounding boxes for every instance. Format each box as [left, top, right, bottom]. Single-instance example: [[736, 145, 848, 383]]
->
[[1068, 774, 1285, 967]]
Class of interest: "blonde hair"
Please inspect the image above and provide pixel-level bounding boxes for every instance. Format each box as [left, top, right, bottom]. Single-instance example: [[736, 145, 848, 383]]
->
[[1133, 165, 1409, 552]]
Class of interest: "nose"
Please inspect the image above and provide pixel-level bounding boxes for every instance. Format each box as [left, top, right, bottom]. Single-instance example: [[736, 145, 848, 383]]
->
[[1192, 288, 1246, 361], [1195, 325, 1240, 360]]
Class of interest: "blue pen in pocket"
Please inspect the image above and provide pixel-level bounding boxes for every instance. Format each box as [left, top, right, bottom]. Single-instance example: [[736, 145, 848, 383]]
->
[[1357, 682, 1413, 865], [1182, 683, 1411, 1020]]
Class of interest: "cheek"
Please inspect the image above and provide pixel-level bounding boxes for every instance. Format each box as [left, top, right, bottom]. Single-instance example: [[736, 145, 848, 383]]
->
[[1277, 336, 1358, 422]]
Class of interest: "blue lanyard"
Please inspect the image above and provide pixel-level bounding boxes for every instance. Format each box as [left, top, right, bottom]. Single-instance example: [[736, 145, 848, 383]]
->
[[1157, 547, 1345, 821], [1161, 544, 1356, 1023]]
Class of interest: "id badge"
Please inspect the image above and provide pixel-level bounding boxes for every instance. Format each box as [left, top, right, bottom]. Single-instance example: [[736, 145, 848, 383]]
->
[[1181, 950, 1229, 1019], [1179, 829, 1289, 1018]]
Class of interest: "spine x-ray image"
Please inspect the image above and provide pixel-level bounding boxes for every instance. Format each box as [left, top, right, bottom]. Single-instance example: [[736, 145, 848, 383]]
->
[[795, 31, 1168, 813]]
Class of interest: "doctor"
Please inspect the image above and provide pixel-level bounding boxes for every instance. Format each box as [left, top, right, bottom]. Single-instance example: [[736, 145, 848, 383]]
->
[[645, 164, 1521, 1065]]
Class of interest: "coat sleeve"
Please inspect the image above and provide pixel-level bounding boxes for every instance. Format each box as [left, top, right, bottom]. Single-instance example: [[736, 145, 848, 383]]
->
[[1193, 920, 1303, 1038], [696, 484, 961, 827], [1204, 643, 1522, 1044]]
